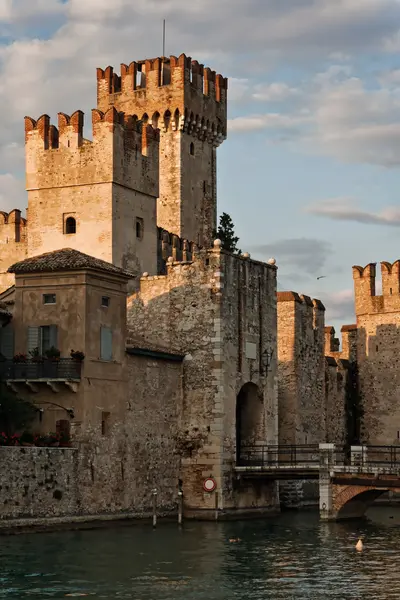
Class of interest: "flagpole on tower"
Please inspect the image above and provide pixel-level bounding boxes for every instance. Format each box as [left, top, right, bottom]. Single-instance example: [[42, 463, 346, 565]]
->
[[162, 19, 166, 58]]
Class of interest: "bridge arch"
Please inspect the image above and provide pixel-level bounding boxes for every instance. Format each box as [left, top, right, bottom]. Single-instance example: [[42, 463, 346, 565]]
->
[[236, 382, 264, 461], [334, 485, 389, 520]]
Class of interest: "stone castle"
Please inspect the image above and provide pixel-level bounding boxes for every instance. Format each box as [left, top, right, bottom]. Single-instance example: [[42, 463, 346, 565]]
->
[[0, 53, 396, 526]]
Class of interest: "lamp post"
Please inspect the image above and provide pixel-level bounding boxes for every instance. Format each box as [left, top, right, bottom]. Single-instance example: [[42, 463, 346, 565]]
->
[[250, 348, 274, 380]]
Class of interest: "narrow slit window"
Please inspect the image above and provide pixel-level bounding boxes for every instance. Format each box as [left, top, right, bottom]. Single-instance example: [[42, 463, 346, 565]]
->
[[101, 296, 110, 308], [136, 217, 143, 239], [190, 142, 195, 156]]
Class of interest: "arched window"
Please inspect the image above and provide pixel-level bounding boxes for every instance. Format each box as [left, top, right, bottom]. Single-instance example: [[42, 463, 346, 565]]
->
[[190, 142, 195, 156], [65, 216, 76, 234]]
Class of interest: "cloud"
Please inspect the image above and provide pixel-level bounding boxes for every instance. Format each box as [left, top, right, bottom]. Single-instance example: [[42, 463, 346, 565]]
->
[[229, 63, 400, 167], [250, 238, 332, 278], [319, 288, 355, 323], [228, 112, 310, 133], [252, 82, 301, 102], [0, 174, 25, 212], [305, 197, 400, 227], [1, 0, 400, 210]]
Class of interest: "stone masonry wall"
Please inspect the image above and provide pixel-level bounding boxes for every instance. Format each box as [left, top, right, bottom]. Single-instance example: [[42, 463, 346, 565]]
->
[[24, 110, 159, 278], [353, 261, 400, 445], [277, 291, 325, 509], [97, 54, 227, 247], [277, 292, 326, 445], [0, 448, 79, 520], [324, 324, 358, 446], [0, 210, 27, 293], [127, 246, 279, 517]]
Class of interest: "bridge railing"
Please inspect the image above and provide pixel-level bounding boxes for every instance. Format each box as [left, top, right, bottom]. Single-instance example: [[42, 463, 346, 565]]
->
[[352, 445, 400, 468], [238, 444, 320, 468]]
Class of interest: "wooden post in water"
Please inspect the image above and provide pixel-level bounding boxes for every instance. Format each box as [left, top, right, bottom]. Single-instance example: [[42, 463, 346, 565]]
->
[[152, 489, 157, 528], [178, 490, 183, 525]]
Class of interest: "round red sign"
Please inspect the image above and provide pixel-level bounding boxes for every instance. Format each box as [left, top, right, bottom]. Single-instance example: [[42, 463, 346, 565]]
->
[[203, 477, 217, 493]]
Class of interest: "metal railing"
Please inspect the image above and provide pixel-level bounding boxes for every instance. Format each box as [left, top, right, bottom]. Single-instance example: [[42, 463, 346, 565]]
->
[[351, 445, 400, 469], [237, 444, 400, 471], [238, 444, 320, 467], [0, 359, 82, 380]]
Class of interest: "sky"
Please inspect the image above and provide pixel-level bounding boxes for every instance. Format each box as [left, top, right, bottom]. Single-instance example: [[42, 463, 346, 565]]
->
[[1, 0, 400, 336]]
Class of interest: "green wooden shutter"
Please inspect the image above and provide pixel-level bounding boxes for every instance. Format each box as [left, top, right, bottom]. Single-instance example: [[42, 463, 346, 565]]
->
[[0, 325, 14, 359], [100, 326, 112, 361], [27, 326, 40, 355]]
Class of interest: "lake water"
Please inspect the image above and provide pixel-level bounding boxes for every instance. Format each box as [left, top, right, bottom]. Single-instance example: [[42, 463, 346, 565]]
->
[[1, 507, 400, 599]]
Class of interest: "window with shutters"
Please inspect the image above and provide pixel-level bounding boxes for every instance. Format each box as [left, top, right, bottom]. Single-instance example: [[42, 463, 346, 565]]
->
[[0, 324, 14, 359], [27, 325, 58, 355], [100, 326, 112, 361]]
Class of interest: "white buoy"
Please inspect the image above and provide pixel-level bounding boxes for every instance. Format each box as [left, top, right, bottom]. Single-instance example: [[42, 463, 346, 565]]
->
[[355, 538, 363, 551]]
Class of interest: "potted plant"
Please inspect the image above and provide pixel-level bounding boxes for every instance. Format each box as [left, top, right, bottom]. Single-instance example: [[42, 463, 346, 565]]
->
[[45, 346, 60, 362], [13, 353, 27, 363], [70, 350, 85, 362], [0, 432, 8, 446], [29, 347, 44, 363]]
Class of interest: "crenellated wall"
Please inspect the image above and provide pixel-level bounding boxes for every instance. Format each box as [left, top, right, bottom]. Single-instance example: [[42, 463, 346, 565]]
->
[[24, 108, 159, 280], [277, 291, 326, 446], [97, 53, 227, 247], [0, 210, 28, 292], [352, 260, 400, 444]]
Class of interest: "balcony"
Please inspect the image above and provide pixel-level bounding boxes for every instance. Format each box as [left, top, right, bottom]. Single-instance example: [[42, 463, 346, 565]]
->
[[0, 359, 82, 393]]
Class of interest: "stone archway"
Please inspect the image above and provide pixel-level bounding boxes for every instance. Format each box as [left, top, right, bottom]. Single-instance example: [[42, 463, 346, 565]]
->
[[331, 484, 400, 520], [236, 382, 264, 462]]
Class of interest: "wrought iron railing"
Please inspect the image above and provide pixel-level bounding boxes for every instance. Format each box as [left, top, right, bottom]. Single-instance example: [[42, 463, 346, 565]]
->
[[0, 359, 82, 380], [352, 445, 400, 469], [238, 444, 320, 467]]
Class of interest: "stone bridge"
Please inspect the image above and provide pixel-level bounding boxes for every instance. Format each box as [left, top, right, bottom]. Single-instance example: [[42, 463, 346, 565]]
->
[[235, 443, 400, 521]]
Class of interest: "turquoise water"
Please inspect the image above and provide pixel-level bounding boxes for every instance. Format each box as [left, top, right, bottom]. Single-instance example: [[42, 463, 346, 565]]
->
[[0, 507, 399, 599]]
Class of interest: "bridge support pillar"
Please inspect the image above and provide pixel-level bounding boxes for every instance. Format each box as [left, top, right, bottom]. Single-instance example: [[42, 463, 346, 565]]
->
[[319, 443, 335, 521]]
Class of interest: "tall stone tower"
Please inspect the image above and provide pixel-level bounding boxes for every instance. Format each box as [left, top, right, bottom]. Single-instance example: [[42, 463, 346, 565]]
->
[[96, 54, 228, 247], [24, 109, 160, 278]]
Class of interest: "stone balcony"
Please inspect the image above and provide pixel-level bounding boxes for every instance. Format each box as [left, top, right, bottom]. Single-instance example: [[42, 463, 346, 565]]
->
[[0, 359, 82, 393]]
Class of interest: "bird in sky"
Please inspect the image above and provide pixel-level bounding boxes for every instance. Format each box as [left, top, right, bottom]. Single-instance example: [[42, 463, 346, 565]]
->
[[316, 276, 326, 280]]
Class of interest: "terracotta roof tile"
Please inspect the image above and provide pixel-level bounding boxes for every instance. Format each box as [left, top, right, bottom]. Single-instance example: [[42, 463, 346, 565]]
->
[[8, 248, 134, 278]]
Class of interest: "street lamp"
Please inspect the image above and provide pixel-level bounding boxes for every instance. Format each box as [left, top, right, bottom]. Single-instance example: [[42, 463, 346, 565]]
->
[[250, 348, 274, 380]]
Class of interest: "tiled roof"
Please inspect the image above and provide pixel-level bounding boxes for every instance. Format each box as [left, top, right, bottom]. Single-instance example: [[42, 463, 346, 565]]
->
[[8, 248, 134, 278]]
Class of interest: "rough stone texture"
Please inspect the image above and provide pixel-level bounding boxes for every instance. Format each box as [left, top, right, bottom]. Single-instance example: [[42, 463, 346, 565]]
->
[[277, 292, 326, 445], [127, 247, 279, 515], [96, 54, 227, 247], [0, 448, 78, 519], [352, 261, 400, 445], [24, 111, 159, 282], [0, 260, 184, 520], [0, 210, 27, 292]]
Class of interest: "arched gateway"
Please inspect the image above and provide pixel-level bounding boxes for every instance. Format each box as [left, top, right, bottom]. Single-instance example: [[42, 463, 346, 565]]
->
[[236, 382, 264, 463]]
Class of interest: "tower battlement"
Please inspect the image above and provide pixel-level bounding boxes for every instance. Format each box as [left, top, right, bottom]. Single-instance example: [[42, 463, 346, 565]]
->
[[96, 53, 228, 246], [97, 55, 227, 102], [24, 108, 159, 194], [96, 53, 227, 136], [25, 108, 159, 156], [351, 261, 400, 315]]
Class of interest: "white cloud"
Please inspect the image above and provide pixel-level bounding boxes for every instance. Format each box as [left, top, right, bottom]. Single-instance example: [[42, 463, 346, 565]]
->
[[305, 197, 400, 226], [252, 82, 301, 102]]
